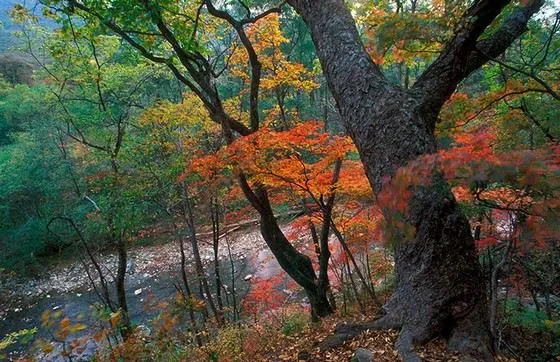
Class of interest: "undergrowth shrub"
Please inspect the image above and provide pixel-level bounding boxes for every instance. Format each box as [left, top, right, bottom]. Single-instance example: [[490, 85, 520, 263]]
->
[[280, 310, 307, 336], [502, 300, 560, 361]]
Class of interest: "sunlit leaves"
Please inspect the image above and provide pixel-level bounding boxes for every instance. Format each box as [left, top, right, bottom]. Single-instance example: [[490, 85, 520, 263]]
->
[[223, 121, 352, 197], [358, 0, 464, 69], [230, 13, 318, 95]]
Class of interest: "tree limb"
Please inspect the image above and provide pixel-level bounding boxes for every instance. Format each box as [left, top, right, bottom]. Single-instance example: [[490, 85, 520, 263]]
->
[[414, 0, 545, 119]]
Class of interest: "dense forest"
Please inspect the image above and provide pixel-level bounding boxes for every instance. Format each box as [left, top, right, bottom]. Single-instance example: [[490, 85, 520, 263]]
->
[[0, 0, 559, 361]]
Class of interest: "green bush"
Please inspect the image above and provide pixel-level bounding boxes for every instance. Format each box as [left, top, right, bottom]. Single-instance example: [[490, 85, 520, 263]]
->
[[280, 311, 307, 336], [505, 300, 560, 334], [502, 300, 560, 362]]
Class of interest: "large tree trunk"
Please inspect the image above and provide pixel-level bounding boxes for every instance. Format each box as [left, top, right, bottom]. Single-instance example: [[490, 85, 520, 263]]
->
[[65, 0, 542, 345], [283, 0, 536, 359], [346, 90, 491, 360], [378, 178, 491, 361]]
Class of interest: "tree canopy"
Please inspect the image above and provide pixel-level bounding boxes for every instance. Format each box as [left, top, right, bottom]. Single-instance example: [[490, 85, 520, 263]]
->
[[1, 0, 559, 361]]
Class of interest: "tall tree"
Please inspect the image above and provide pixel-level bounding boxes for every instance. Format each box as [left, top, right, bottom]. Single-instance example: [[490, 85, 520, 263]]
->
[[36, 0, 548, 358], [284, 0, 545, 360], [39, 0, 338, 319]]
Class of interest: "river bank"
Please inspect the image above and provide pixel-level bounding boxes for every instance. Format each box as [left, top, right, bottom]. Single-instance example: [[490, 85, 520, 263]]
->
[[0, 224, 306, 359]]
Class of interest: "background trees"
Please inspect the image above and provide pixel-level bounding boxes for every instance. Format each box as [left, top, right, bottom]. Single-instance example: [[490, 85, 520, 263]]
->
[[0, 0, 559, 361]]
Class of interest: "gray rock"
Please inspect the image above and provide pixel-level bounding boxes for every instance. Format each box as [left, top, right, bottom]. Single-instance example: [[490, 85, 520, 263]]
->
[[297, 351, 311, 360], [136, 324, 151, 337], [126, 259, 136, 274], [351, 348, 374, 362]]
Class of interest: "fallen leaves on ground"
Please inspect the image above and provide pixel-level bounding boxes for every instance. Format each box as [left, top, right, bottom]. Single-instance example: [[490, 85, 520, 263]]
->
[[251, 314, 518, 362]]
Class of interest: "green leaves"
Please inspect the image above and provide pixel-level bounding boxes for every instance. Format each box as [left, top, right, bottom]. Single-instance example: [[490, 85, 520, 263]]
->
[[0, 328, 38, 354]]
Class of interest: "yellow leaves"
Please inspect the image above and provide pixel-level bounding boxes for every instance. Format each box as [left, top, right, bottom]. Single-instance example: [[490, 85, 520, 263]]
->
[[246, 13, 288, 50], [138, 94, 221, 163], [543, 319, 556, 329], [70, 323, 88, 333], [260, 62, 319, 93], [223, 97, 250, 126], [229, 13, 318, 95], [139, 94, 213, 129], [110, 310, 122, 329]]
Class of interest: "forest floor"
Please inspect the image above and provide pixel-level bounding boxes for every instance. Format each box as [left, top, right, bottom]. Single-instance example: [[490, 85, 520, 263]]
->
[[257, 314, 520, 362], [1, 222, 525, 361], [189, 311, 519, 362]]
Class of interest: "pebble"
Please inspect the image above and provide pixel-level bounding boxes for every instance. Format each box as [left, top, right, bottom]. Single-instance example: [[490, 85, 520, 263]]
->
[[134, 288, 142, 296]]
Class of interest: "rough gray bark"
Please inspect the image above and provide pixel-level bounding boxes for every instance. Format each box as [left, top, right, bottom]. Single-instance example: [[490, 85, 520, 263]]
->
[[286, 0, 544, 359]]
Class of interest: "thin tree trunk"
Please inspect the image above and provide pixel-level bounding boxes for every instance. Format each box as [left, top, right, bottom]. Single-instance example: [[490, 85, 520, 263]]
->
[[544, 293, 552, 319], [529, 288, 541, 312], [237, 175, 333, 320], [211, 199, 224, 312], [179, 234, 203, 346], [224, 232, 239, 322], [108, 158, 129, 334], [47, 217, 115, 311], [346, 259, 365, 313], [115, 232, 130, 332], [490, 239, 512, 349], [331, 222, 379, 306], [180, 182, 223, 325], [340, 265, 347, 315]]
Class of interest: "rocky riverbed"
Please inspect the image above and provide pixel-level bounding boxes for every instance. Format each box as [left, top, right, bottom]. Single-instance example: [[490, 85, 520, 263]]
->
[[0, 225, 308, 359]]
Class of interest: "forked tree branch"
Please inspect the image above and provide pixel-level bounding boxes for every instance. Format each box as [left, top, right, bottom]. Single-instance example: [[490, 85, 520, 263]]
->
[[414, 0, 545, 121]]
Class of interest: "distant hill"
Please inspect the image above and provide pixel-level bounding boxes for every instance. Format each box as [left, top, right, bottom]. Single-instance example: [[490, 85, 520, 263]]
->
[[0, 0, 21, 52], [0, 0, 57, 53]]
